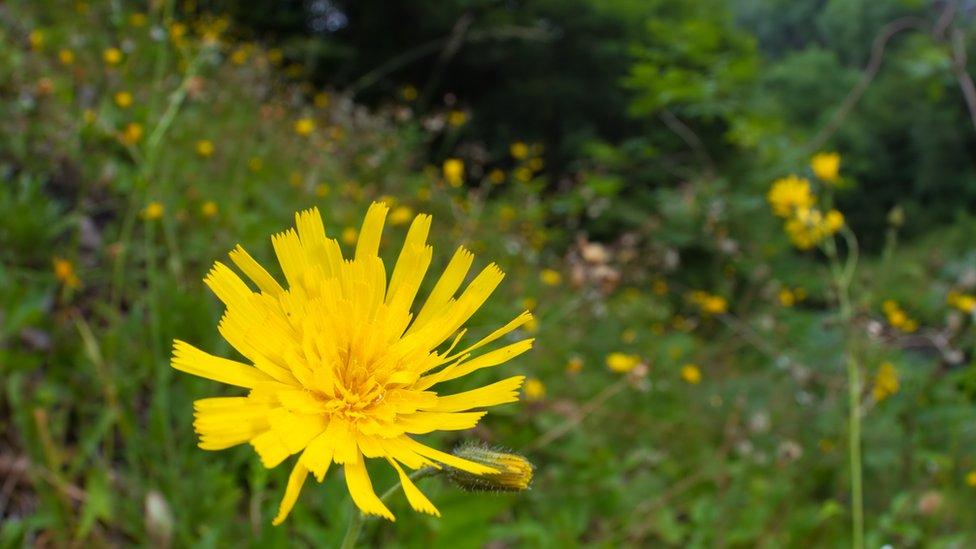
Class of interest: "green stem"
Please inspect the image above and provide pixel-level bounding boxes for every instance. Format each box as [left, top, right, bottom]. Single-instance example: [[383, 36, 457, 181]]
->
[[824, 229, 864, 549], [338, 468, 433, 549]]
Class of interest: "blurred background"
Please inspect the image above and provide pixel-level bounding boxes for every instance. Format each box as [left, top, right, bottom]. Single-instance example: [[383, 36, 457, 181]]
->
[[4, 0, 976, 546]]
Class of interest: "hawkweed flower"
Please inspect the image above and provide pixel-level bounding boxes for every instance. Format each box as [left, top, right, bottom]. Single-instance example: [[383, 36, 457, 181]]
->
[[687, 290, 728, 315], [446, 443, 533, 492], [195, 140, 214, 158], [680, 363, 702, 385], [947, 291, 976, 314], [52, 258, 80, 288], [811, 152, 841, 184], [114, 91, 133, 109], [142, 202, 164, 220], [523, 378, 545, 401], [120, 122, 144, 145], [784, 207, 843, 250], [442, 158, 464, 188], [171, 204, 534, 524], [58, 49, 75, 65], [606, 352, 640, 373], [103, 47, 123, 66], [882, 300, 918, 333], [872, 362, 899, 402], [767, 175, 815, 218], [509, 141, 529, 160], [966, 471, 976, 488], [201, 201, 218, 218], [293, 118, 315, 137], [539, 269, 562, 286]]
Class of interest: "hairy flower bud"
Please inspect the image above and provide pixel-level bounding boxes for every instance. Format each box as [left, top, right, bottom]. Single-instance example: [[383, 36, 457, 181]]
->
[[446, 443, 534, 493]]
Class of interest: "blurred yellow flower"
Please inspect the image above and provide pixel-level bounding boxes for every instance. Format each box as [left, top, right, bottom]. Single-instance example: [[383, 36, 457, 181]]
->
[[778, 288, 795, 307], [267, 48, 283, 65], [651, 278, 668, 295], [872, 362, 899, 401], [201, 201, 218, 218], [171, 204, 534, 523], [195, 140, 214, 158], [400, 85, 418, 101], [528, 157, 544, 172], [448, 110, 468, 127], [606, 352, 640, 373], [882, 300, 918, 333], [120, 122, 144, 145], [524, 378, 546, 401], [784, 207, 843, 250], [314, 92, 330, 108], [114, 91, 133, 108], [510, 141, 529, 160], [513, 166, 533, 183], [247, 157, 263, 172], [142, 201, 164, 220], [688, 290, 727, 315], [539, 268, 562, 286], [523, 316, 539, 333], [680, 364, 702, 385], [103, 47, 123, 66], [341, 226, 358, 245], [83, 109, 97, 124], [58, 49, 75, 65], [966, 471, 976, 488], [811, 152, 841, 184], [169, 22, 187, 42], [294, 118, 315, 137], [314, 183, 330, 197], [52, 257, 80, 288], [620, 328, 636, 343], [768, 175, 814, 218], [947, 291, 976, 313], [487, 169, 506, 185], [448, 445, 534, 493], [230, 47, 250, 65], [390, 205, 413, 225], [566, 356, 583, 374], [28, 30, 44, 50], [443, 158, 464, 188], [289, 171, 303, 188], [129, 12, 148, 27]]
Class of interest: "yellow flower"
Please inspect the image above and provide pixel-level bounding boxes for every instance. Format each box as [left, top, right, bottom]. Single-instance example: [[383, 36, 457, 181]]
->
[[448, 110, 468, 127], [120, 122, 144, 145], [171, 204, 534, 523], [230, 47, 250, 65], [620, 328, 636, 344], [688, 291, 727, 315], [294, 118, 315, 137], [114, 91, 133, 108], [169, 22, 187, 42], [195, 140, 214, 158], [883, 301, 918, 333], [811, 152, 841, 184], [523, 378, 545, 401], [390, 206, 413, 226], [247, 157, 263, 172], [29, 30, 45, 50], [566, 357, 583, 374], [947, 291, 976, 313], [487, 169, 506, 185], [778, 288, 795, 307], [314, 92, 330, 108], [767, 175, 815, 218], [442, 158, 464, 188], [129, 12, 148, 27], [315, 184, 331, 198], [539, 268, 562, 286], [400, 85, 418, 101], [142, 201, 164, 220], [510, 141, 529, 160], [966, 471, 976, 488], [103, 47, 123, 66], [680, 364, 702, 385], [267, 48, 283, 65], [341, 226, 358, 245], [606, 352, 640, 373], [651, 278, 668, 296], [872, 362, 899, 401], [513, 166, 533, 183], [58, 49, 75, 66], [784, 207, 843, 250], [52, 258, 80, 288], [201, 201, 218, 218]]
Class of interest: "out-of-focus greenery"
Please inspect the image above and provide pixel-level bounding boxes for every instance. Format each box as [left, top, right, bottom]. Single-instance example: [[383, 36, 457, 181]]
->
[[4, 0, 976, 547]]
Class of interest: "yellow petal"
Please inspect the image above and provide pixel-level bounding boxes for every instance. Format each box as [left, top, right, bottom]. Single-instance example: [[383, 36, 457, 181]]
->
[[299, 431, 334, 482], [355, 202, 389, 261], [251, 430, 292, 468], [272, 462, 309, 525], [408, 247, 473, 334], [417, 339, 534, 389], [171, 340, 272, 388], [228, 245, 284, 296], [426, 376, 525, 412], [193, 397, 271, 450], [398, 437, 497, 475], [271, 229, 308, 290], [295, 207, 343, 277], [344, 453, 395, 520], [443, 311, 533, 362], [397, 411, 486, 434], [387, 458, 440, 517]]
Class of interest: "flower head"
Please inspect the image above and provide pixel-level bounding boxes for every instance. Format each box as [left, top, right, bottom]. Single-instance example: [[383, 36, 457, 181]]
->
[[523, 378, 545, 401], [872, 362, 899, 402], [442, 158, 464, 188], [767, 175, 815, 218], [606, 352, 640, 373], [811, 152, 841, 184], [53, 258, 80, 288], [539, 268, 562, 286], [294, 118, 315, 137], [680, 363, 702, 385], [142, 201, 164, 220], [103, 47, 123, 66], [446, 443, 533, 492], [171, 203, 534, 524], [195, 140, 214, 158]]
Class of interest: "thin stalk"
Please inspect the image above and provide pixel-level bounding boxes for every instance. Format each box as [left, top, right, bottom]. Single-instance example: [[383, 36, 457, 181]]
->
[[339, 468, 434, 549], [824, 228, 863, 549]]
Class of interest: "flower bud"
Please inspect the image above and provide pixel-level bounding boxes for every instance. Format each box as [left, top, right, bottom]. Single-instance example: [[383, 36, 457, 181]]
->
[[447, 443, 533, 493]]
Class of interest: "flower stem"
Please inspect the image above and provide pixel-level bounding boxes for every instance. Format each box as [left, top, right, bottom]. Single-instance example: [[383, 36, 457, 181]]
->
[[824, 228, 864, 549], [338, 468, 434, 549]]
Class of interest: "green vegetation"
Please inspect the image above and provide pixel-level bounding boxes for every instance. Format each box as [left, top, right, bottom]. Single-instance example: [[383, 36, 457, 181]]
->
[[4, 0, 976, 546]]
